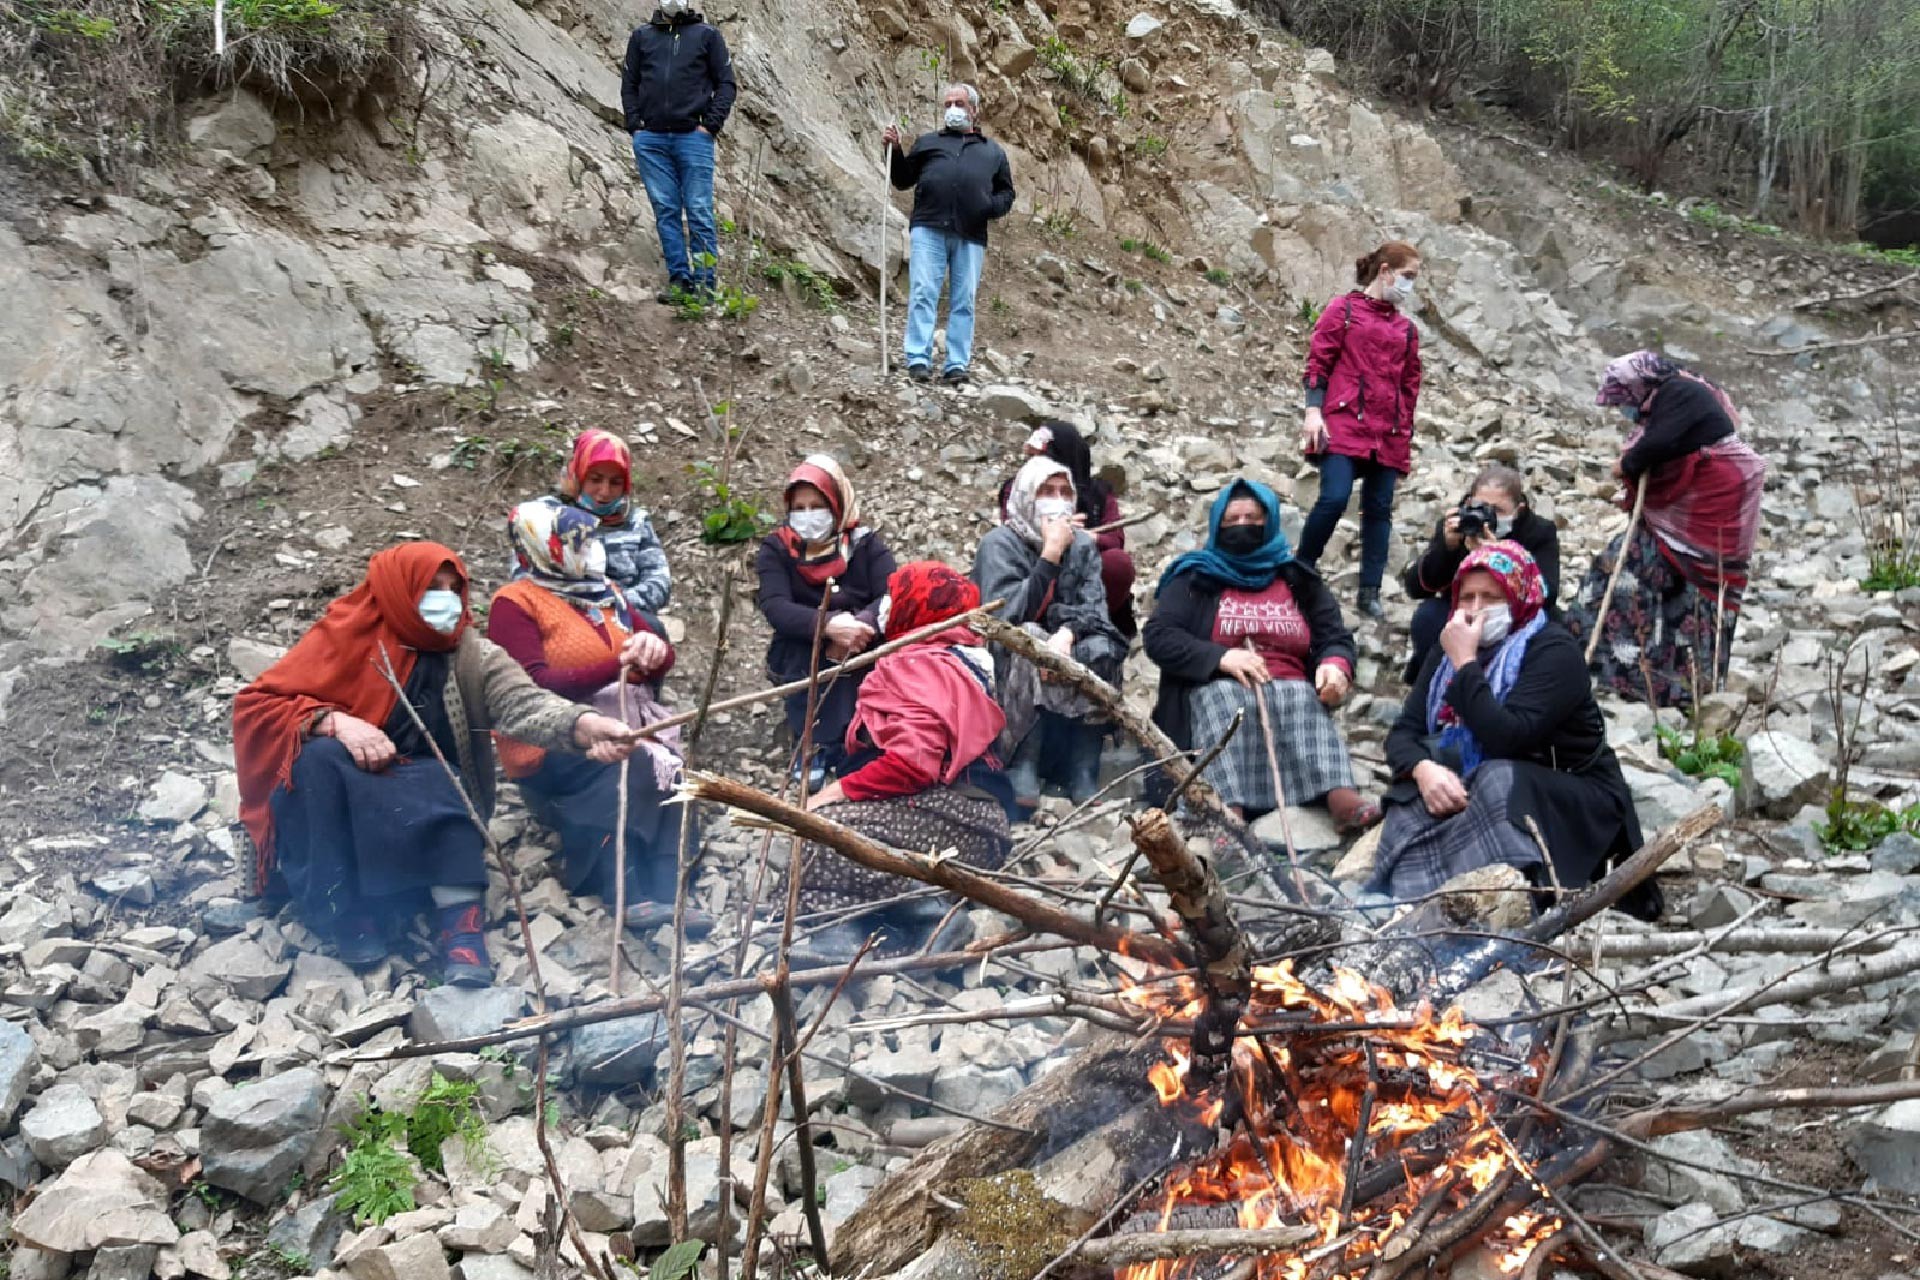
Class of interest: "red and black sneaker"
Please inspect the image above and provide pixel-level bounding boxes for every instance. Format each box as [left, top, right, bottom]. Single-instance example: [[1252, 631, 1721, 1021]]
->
[[436, 902, 493, 988]]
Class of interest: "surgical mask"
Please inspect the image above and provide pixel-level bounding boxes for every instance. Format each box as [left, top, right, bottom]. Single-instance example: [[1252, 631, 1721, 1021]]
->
[[581, 491, 627, 520], [1217, 523, 1267, 557], [1386, 274, 1417, 305], [585, 541, 608, 577], [419, 589, 464, 635], [1618, 404, 1641, 423], [943, 105, 973, 131], [659, 0, 689, 14], [1034, 497, 1075, 522], [875, 595, 892, 635], [788, 508, 835, 542], [1477, 604, 1513, 647]]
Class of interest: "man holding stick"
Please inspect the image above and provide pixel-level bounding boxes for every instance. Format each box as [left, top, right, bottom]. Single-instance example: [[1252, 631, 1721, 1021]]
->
[[884, 84, 1016, 387]]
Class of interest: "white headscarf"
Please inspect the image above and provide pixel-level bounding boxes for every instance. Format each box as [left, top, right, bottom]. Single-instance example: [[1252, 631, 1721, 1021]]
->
[[1003, 456, 1074, 547]]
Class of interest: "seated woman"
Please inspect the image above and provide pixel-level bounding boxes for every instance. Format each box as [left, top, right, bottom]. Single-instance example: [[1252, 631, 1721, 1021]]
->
[[234, 543, 641, 986], [516, 429, 672, 625], [792, 562, 1016, 963], [1144, 478, 1379, 832], [1371, 542, 1657, 918], [1402, 464, 1561, 681], [488, 503, 704, 933], [756, 455, 897, 786], [1565, 351, 1767, 707], [999, 420, 1138, 638], [973, 456, 1127, 811]]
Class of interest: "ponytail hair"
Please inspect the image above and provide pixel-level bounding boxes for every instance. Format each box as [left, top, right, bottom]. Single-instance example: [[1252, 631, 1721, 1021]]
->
[[1355, 240, 1420, 286]]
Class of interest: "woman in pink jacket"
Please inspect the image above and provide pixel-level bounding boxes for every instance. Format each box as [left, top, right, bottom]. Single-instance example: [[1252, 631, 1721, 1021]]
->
[[1297, 241, 1424, 619]]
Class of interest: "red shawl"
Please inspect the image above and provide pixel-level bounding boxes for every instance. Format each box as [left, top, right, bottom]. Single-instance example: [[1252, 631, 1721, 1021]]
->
[[232, 543, 472, 886], [1634, 438, 1767, 602]]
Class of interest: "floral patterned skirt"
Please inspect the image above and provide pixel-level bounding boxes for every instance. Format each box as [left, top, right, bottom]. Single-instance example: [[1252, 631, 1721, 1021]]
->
[[1563, 527, 1742, 708]]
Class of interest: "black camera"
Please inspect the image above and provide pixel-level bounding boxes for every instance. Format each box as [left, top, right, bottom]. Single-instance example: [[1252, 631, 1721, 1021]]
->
[[1456, 501, 1501, 539]]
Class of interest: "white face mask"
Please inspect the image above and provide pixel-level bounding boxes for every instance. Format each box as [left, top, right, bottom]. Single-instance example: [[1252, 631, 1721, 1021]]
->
[[789, 508, 835, 542], [1034, 496, 1075, 523], [1386, 273, 1417, 305], [875, 595, 892, 635], [419, 589, 464, 635], [1477, 603, 1513, 647], [659, 0, 689, 14], [943, 105, 973, 131]]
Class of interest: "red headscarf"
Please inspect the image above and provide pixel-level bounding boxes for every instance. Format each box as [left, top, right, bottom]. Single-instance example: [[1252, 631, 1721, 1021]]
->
[[232, 543, 471, 887], [775, 455, 862, 587], [567, 430, 633, 524], [882, 560, 980, 641]]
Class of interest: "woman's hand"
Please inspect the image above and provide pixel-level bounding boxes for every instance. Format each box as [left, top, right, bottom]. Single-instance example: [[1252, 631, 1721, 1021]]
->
[[1441, 510, 1464, 551], [1302, 407, 1327, 455], [621, 631, 671, 678], [1412, 760, 1469, 818], [328, 712, 397, 772], [1439, 606, 1485, 668], [825, 613, 876, 656], [1219, 648, 1271, 688], [1314, 662, 1351, 707], [1039, 515, 1075, 564], [804, 778, 846, 811], [574, 712, 642, 763]]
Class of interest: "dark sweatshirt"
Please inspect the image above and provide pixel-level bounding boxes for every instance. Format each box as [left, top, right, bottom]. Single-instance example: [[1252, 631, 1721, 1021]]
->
[[621, 10, 737, 135], [1620, 377, 1736, 479], [888, 129, 1016, 246]]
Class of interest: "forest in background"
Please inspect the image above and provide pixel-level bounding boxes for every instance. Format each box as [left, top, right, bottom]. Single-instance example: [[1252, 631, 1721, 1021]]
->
[[1258, 0, 1920, 251]]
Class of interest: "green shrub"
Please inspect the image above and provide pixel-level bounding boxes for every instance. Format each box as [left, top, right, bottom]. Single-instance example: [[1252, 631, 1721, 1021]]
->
[[1134, 133, 1168, 158], [330, 1073, 489, 1225], [690, 461, 769, 545], [1862, 540, 1920, 593], [1655, 724, 1743, 789], [1818, 799, 1920, 852], [760, 257, 838, 311], [1119, 237, 1172, 265]]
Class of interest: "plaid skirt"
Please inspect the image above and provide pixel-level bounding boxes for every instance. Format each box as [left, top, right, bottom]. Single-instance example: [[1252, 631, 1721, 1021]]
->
[[1366, 761, 1544, 900], [798, 784, 1012, 914], [1188, 677, 1355, 813]]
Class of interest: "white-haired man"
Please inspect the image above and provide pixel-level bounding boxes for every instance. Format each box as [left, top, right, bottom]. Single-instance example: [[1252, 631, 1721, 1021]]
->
[[883, 83, 1016, 387]]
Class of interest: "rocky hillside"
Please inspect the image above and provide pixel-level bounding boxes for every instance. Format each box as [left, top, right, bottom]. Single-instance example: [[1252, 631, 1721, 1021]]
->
[[3, 0, 1920, 1276]]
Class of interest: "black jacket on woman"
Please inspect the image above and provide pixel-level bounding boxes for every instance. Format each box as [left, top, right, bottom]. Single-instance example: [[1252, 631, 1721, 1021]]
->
[[754, 531, 898, 681], [1386, 623, 1643, 887], [1143, 561, 1355, 755], [1621, 377, 1735, 479], [1402, 508, 1562, 616]]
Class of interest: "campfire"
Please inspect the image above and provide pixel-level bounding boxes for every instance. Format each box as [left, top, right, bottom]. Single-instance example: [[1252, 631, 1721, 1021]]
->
[[1113, 959, 1578, 1280]]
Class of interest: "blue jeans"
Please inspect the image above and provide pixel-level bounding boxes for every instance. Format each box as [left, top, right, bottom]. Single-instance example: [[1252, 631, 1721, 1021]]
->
[[631, 130, 718, 288], [1297, 452, 1400, 591], [904, 226, 986, 373]]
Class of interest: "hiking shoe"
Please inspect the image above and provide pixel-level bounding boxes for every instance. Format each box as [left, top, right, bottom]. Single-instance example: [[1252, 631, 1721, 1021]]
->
[[790, 922, 876, 968], [436, 902, 493, 988], [1355, 588, 1385, 620], [907, 363, 932, 383], [941, 367, 970, 387], [624, 900, 716, 937], [334, 913, 387, 968], [656, 281, 695, 305]]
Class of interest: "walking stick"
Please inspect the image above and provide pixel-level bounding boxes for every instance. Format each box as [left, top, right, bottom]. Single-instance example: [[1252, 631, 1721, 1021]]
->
[[1584, 473, 1649, 665], [1245, 640, 1312, 904], [609, 674, 633, 995], [878, 131, 890, 380]]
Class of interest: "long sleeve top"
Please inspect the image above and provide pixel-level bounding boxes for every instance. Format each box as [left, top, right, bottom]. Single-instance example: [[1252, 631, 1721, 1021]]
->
[[486, 596, 672, 700], [1402, 508, 1562, 615], [1619, 377, 1737, 480]]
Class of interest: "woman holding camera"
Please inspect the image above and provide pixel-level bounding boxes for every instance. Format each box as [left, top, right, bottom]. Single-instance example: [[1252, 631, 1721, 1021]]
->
[[1369, 541, 1656, 919], [1402, 464, 1560, 681], [1297, 240, 1424, 619]]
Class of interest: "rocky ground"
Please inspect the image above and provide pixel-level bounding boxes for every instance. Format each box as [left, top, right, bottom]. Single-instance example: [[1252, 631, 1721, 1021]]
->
[[5, 0, 1920, 1276]]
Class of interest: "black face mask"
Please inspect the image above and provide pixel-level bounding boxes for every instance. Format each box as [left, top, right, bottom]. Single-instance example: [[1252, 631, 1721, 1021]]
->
[[1217, 523, 1267, 556]]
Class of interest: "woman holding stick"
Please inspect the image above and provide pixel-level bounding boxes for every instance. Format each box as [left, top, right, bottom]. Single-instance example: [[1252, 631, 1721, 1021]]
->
[[233, 543, 643, 985], [1143, 478, 1378, 832], [1564, 351, 1767, 707], [1372, 542, 1659, 918], [488, 503, 703, 934], [791, 561, 1017, 964]]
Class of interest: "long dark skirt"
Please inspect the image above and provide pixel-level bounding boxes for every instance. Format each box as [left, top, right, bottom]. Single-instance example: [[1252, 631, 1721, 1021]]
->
[[799, 785, 1011, 915], [1367, 760, 1637, 901], [519, 753, 684, 902], [773, 657, 865, 769], [272, 738, 486, 939], [1563, 527, 1742, 708]]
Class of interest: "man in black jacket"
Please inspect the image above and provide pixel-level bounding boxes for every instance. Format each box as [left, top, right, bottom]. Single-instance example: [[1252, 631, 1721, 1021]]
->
[[883, 84, 1015, 387], [621, 2, 736, 302], [1401, 463, 1560, 681]]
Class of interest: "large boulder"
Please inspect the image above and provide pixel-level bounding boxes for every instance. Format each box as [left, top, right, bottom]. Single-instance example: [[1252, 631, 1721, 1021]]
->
[[409, 986, 527, 1043], [11, 1149, 180, 1253], [0, 1018, 37, 1128], [1740, 731, 1832, 819], [21, 1083, 108, 1168], [1848, 1098, 1920, 1194], [202, 1068, 328, 1203]]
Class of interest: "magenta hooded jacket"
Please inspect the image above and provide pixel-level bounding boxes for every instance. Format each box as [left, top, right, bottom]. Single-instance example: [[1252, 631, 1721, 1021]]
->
[[1302, 290, 1423, 474]]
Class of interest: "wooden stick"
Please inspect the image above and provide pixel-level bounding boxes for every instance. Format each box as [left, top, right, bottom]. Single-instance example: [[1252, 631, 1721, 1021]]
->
[[878, 133, 890, 380], [685, 772, 1191, 968], [1585, 473, 1648, 664], [1244, 640, 1312, 903], [1747, 325, 1919, 357], [1636, 940, 1920, 1022], [1087, 511, 1153, 536], [610, 678, 632, 997], [1128, 807, 1250, 1080], [635, 600, 1003, 739], [774, 984, 831, 1266], [1522, 802, 1719, 945], [1073, 1225, 1320, 1267], [1586, 927, 1898, 960], [1791, 269, 1919, 311], [1620, 1078, 1920, 1140]]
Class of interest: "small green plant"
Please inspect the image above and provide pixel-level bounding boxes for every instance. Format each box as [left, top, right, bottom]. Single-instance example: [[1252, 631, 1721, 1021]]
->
[[989, 295, 1012, 316], [761, 257, 838, 310], [30, 7, 117, 37], [1135, 133, 1169, 158], [671, 265, 759, 322], [1124, 278, 1144, 293], [1818, 800, 1920, 852], [1056, 103, 1077, 131], [690, 461, 770, 545], [1862, 540, 1920, 593], [330, 1073, 490, 1225], [1655, 723, 1744, 789], [1296, 296, 1324, 325], [1120, 237, 1172, 265], [450, 436, 490, 469], [1037, 206, 1078, 239], [650, 1241, 706, 1280], [1036, 35, 1119, 109], [1204, 267, 1232, 286], [1683, 201, 1782, 238], [99, 630, 181, 674]]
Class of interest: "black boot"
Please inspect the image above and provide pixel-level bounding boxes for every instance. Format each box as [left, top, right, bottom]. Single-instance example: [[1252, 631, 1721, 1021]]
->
[[1355, 587, 1385, 620]]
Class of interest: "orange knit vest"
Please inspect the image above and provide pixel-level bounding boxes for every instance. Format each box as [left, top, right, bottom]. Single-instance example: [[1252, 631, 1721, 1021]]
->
[[492, 579, 631, 779]]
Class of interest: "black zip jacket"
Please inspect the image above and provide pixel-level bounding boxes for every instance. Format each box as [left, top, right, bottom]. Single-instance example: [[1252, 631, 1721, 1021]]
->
[[1619, 376, 1736, 479], [1142, 561, 1355, 757], [888, 129, 1016, 246], [1402, 506, 1561, 616], [621, 11, 737, 135]]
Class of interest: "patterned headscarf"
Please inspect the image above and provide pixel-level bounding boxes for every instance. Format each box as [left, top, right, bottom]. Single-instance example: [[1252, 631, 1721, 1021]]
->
[[776, 453, 864, 587], [1426, 540, 1550, 780], [1596, 350, 1744, 430], [566, 429, 633, 524], [881, 560, 981, 640], [1003, 456, 1073, 546], [507, 501, 625, 616]]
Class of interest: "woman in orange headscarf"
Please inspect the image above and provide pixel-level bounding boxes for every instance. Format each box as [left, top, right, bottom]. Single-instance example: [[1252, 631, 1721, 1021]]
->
[[234, 543, 642, 986]]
